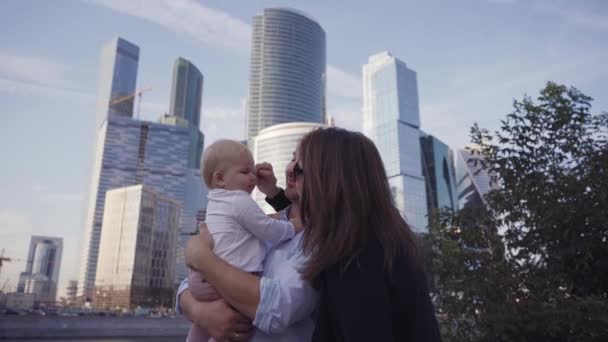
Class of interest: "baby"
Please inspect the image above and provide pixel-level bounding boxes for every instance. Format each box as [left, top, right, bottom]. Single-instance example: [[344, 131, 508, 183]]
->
[[187, 139, 301, 342]]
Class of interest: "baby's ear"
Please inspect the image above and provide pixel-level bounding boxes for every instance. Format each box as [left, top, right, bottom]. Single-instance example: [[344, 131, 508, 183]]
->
[[213, 171, 224, 186]]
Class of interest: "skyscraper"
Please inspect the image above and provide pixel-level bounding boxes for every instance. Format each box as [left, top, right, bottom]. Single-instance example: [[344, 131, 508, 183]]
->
[[169, 58, 205, 168], [246, 8, 326, 143], [363, 51, 428, 232], [80, 37, 141, 299], [94, 37, 139, 128], [170, 57, 203, 128], [17, 236, 63, 304], [455, 148, 494, 209], [95, 185, 178, 309], [421, 134, 458, 222]]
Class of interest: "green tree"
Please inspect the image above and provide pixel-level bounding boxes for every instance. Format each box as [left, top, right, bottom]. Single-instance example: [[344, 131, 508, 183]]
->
[[426, 207, 514, 341], [430, 82, 608, 341]]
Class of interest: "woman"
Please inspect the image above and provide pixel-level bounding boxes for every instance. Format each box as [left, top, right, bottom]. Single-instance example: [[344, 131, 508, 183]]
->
[[296, 127, 441, 341], [180, 157, 314, 341]]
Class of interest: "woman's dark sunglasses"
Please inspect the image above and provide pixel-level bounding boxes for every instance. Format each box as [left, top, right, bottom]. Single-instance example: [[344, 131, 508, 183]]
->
[[293, 163, 304, 178]]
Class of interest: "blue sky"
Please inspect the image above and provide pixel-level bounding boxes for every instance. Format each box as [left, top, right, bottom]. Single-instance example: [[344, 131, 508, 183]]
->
[[1, 0, 607, 297]]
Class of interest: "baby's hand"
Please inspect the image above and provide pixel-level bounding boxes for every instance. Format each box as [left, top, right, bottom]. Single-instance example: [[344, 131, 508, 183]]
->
[[290, 217, 304, 233]]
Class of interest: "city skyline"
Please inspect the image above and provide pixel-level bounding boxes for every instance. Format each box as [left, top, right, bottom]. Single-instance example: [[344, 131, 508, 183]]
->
[[77, 36, 208, 299], [1, 0, 607, 298]]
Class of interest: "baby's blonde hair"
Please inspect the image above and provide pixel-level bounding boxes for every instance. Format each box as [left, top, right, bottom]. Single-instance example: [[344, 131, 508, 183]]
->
[[201, 139, 252, 188]]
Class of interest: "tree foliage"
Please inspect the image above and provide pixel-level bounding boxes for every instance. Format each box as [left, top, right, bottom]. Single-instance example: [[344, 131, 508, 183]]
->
[[429, 82, 608, 341]]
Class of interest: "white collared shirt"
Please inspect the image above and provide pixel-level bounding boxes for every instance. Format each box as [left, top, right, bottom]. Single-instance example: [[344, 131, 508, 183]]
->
[[205, 189, 295, 272]]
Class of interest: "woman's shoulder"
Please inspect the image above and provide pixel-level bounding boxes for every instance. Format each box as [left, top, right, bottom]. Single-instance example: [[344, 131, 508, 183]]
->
[[324, 237, 385, 281]]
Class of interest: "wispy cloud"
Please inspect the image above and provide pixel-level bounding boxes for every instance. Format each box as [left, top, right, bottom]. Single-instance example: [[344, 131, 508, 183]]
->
[[0, 50, 92, 101], [0, 77, 93, 101], [86, 0, 362, 100], [0, 51, 74, 87], [87, 0, 250, 53], [535, 1, 608, 31]]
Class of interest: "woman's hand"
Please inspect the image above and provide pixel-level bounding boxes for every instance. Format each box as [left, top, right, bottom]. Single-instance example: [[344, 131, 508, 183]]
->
[[182, 290, 253, 341], [186, 223, 214, 272], [199, 299, 253, 341]]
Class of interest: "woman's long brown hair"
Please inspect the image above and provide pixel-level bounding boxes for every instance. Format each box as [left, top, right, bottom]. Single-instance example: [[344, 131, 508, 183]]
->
[[299, 127, 420, 282]]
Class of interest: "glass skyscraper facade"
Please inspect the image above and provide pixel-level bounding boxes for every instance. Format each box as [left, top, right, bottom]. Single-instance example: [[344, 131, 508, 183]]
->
[[17, 236, 63, 303], [79, 115, 200, 298], [170, 58, 203, 128], [169, 57, 204, 168], [455, 148, 494, 209], [94, 37, 139, 129], [252, 122, 326, 213], [95, 185, 178, 309], [421, 135, 458, 223], [246, 8, 326, 143], [363, 52, 428, 232]]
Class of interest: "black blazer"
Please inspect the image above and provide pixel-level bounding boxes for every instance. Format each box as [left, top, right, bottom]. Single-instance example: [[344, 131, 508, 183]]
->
[[312, 238, 442, 342], [266, 189, 442, 341]]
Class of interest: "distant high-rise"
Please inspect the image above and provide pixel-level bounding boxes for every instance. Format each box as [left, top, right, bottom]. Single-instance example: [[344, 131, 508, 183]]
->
[[94, 37, 139, 128], [66, 280, 78, 304], [170, 57, 203, 128], [17, 236, 63, 304], [95, 185, 178, 309], [246, 8, 326, 143], [169, 58, 205, 169], [252, 122, 327, 213], [455, 148, 494, 209], [421, 135, 458, 222], [363, 51, 428, 232]]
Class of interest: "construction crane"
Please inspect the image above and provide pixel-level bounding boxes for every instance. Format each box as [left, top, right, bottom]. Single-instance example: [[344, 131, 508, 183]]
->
[[109, 86, 152, 120], [0, 248, 26, 279]]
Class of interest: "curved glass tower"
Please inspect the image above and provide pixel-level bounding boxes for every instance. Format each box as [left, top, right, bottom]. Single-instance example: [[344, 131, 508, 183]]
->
[[246, 8, 326, 142], [169, 57, 205, 168], [170, 57, 203, 129]]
